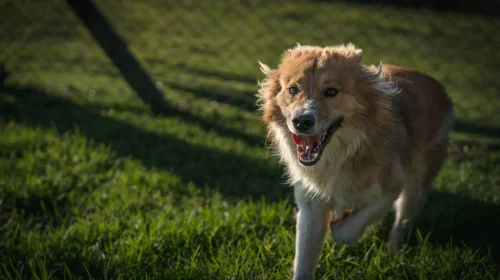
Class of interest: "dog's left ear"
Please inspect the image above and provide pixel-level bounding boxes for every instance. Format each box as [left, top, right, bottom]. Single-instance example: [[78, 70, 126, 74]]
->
[[361, 64, 400, 97], [353, 49, 363, 63]]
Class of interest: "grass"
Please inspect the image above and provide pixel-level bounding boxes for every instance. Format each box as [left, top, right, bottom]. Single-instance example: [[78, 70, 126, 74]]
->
[[1, 0, 500, 279]]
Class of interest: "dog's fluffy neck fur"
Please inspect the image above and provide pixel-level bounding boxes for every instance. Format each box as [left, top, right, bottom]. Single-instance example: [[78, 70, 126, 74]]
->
[[268, 97, 403, 205], [265, 95, 404, 208]]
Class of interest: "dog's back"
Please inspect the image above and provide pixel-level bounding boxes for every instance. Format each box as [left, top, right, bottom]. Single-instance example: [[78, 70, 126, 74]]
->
[[385, 65, 454, 146], [383, 64, 454, 251]]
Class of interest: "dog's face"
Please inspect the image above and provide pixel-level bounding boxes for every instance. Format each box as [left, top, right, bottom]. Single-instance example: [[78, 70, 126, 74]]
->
[[259, 44, 396, 166]]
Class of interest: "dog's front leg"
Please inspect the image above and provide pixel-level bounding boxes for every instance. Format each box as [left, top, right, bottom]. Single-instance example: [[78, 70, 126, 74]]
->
[[293, 186, 330, 280]]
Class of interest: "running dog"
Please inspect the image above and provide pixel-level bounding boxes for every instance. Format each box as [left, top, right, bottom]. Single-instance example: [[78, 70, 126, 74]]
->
[[257, 44, 454, 280]]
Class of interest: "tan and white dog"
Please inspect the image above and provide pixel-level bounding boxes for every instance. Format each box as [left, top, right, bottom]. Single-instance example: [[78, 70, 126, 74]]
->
[[257, 44, 454, 280]]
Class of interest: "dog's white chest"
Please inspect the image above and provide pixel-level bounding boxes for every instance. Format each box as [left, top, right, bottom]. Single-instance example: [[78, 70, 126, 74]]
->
[[273, 124, 384, 210]]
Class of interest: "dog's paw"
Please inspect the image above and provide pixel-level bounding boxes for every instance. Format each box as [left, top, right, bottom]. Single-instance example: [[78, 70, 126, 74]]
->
[[331, 223, 360, 245], [292, 273, 313, 280], [387, 227, 406, 254]]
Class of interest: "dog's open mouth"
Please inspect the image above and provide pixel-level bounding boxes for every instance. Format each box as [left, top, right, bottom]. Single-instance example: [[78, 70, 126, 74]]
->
[[291, 118, 343, 166]]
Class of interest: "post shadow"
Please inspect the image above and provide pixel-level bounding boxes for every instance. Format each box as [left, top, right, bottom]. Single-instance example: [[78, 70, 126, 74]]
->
[[64, 0, 267, 147], [65, 0, 168, 113]]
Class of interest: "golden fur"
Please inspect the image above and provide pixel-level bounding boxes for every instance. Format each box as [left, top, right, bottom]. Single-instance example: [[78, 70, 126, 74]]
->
[[257, 44, 454, 280]]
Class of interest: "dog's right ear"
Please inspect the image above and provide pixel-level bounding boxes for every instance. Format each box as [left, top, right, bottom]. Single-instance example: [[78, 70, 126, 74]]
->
[[257, 61, 282, 123], [258, 61, 273, 76]]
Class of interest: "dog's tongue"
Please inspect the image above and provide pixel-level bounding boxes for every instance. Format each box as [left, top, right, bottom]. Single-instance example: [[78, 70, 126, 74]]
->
[[292, 133, 321, 147], [292, 133, 302, 145]]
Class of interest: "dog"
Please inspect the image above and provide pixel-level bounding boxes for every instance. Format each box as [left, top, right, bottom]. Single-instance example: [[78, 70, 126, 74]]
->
[[257, 44, 454, 280]]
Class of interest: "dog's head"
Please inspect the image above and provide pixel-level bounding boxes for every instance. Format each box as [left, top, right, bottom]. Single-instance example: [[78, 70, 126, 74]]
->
[[258, 44, 398, 166]]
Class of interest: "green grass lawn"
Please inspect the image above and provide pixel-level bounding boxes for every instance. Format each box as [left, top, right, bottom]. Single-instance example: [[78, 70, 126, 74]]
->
[[1, 0, 500, 279]]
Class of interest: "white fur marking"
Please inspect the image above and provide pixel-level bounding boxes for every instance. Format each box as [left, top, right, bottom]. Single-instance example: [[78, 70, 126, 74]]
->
[[431, 107, 455, 148], [363, 64, 400, 96], [258, 61, 272, 75], [293, 186, 329, 280], [389, 178, 425, 252]]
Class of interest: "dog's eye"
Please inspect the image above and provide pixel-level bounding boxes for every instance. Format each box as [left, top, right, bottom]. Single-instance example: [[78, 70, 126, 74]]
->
[[325, 87, 339, 97], [288, 86, 299, 95]]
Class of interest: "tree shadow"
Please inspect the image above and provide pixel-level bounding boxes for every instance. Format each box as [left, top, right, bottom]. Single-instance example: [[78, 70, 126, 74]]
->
[[0, 85, 289, 215]]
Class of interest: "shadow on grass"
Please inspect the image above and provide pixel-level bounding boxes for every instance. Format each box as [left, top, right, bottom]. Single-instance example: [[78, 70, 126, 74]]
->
[[64, 0, 260, 118], [322, 0, 500, 17], [65, 0, 168, 112], [2, 87, 500, 276], [173, 62, 258, 85], [377, 190, 500, 264], [108, 101, 264, 148], [166, 82, 257, 111], [0, 85, 288, 214], [454, 119, 500, 139]]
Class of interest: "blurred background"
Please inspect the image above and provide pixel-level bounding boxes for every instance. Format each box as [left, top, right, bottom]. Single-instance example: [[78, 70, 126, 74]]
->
[[2, 0, 500, 128], [1, 0, 499, 279]]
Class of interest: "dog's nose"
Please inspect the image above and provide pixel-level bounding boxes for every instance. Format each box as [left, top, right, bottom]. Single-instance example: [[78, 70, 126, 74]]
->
[[292, 114, 315, 132]]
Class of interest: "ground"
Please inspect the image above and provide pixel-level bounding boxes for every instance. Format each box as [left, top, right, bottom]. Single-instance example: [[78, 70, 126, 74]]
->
[[1, 0, 500, 279]]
